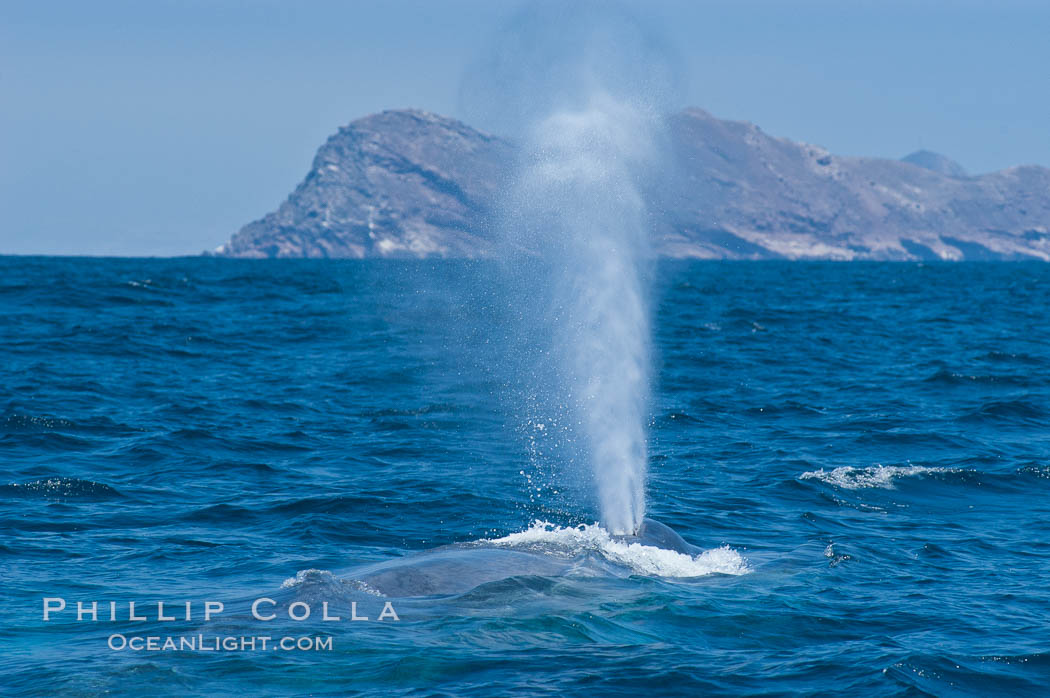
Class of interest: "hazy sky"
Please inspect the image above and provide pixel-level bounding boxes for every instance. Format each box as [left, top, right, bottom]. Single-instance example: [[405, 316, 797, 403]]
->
[[2, 0, 1048, 256]]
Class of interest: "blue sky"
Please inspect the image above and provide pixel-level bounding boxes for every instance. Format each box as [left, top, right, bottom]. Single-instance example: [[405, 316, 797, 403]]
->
[[2, 0, 1047, 256]]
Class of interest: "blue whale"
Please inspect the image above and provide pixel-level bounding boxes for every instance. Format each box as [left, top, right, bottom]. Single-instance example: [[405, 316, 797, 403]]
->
[[341, 518, 702, 598]]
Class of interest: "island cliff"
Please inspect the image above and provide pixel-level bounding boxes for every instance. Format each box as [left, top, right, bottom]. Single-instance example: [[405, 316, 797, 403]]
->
[[217, 109, 1050, 260]]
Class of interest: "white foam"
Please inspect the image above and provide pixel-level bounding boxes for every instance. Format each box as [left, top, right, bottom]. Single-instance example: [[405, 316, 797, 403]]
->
[[282, 568, 383, 596], [482, 521, 749, 578], [281, 568, 335, 589], [800, 465, 953, 490]]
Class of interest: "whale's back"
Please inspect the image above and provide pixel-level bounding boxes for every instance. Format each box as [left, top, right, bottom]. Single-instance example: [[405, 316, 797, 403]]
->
[[613, 518, 699, 555]]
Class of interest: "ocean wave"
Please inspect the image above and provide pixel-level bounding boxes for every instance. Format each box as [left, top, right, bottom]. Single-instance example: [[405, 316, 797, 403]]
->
[[0, 477, 123, 500], [960, 399, 1045, 422], [800, 465, 954, 490], [1018, 463, 1050, 479], [482, 520, 749, 578]]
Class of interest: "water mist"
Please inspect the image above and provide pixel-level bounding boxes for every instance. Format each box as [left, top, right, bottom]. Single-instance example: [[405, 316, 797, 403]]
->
[[513, 98, 656, 534], [462, 2, 681, 535]]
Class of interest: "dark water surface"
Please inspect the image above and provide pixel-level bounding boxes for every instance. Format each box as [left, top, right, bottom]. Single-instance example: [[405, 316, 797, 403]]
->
[[1, 258, 1048, 696]]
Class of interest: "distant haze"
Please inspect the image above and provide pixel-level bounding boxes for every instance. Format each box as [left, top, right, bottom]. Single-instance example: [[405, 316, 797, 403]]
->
[[2, 0, 1048, 256]]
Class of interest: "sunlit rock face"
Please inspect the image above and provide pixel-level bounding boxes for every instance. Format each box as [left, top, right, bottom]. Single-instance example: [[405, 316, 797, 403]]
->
[[217, 110, 512, 259], [217, 108, 1050, 261]]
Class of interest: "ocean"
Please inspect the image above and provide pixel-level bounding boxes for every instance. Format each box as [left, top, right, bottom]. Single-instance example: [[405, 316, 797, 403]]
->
[[2, 257, 1048, 696]]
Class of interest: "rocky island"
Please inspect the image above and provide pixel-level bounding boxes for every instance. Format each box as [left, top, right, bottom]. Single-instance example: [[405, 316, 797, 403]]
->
[[216, 109, 1050, 260]]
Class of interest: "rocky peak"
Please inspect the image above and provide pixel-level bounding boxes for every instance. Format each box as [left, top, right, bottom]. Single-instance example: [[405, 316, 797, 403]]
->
[[901, 150, 969, 178]]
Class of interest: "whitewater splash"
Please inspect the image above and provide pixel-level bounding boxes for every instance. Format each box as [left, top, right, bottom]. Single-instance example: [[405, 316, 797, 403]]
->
[[485, 520, 749, 578], [511, 95, 657, 535], [319, 520, 749, 599], [801, 465, 956, 490]]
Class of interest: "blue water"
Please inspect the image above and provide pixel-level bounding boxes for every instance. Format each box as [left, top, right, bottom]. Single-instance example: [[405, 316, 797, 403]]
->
[[2, 258, 1049, 696]]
